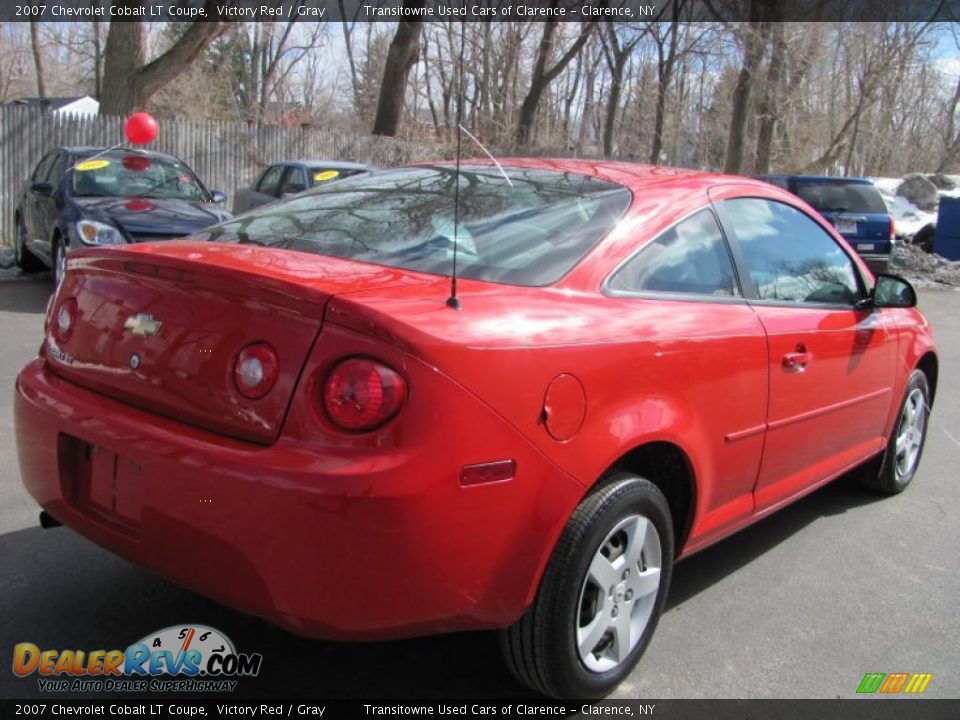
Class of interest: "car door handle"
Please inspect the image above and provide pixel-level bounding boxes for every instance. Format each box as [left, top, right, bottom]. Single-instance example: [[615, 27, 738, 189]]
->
[[782, 349, 813, 372]]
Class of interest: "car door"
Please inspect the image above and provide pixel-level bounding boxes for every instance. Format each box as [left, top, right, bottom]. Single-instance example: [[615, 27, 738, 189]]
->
[[713, 191, 896, 512], [23, 150, 57, 252], [604, 207, 769, 546], [36, 150, 67, 256]]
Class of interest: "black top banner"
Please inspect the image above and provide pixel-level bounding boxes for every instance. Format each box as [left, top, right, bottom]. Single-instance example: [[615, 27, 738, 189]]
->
[[2, 0, 959, 23]]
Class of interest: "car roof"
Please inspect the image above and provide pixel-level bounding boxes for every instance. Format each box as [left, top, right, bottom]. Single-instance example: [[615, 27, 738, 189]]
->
[[283, 160, 370, 170], [425, 157, 772, 194], [61, 145, 185, 164], [759, 173, 874, 185]]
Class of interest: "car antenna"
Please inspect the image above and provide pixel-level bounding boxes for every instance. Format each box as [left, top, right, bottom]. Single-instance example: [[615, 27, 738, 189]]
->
[[446, 20, 467, 311]]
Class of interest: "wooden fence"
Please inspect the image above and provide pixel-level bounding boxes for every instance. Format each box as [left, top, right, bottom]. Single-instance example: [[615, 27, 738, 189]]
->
[[0, 105, 452, 246]]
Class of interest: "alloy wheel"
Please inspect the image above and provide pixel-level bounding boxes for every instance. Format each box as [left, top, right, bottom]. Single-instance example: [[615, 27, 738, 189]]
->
[[895, 387, 927, 479], [576, 514, 662, 673], [55, 241, 67, 288]]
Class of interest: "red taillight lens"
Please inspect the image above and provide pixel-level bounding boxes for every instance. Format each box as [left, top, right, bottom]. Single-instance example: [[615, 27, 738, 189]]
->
[[323, 357, 407, 431], [889, 216, 896, 242], [233, 342, 279, 399], [53, 298, 77, 343]]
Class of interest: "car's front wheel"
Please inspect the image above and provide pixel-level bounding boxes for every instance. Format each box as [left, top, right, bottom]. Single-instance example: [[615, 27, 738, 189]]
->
[[500, 474, 674, 698], [861, 369, 931, 494], [53, 235, 67, 288]]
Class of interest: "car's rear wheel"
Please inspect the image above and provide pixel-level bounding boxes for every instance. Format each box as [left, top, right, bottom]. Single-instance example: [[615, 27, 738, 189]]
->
[[500, 474, 673, 698], [14, 215, 45, 273], [861, 369, 930, 494]]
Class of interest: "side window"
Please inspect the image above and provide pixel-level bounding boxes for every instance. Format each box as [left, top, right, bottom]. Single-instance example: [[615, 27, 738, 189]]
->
[[31, 151, 56, 182], [607, 208, 739, 297], [257, 165, 284, 196], [723, 198, 860, 305], [46, 152, 66, 186], [280, 167, 307, 195]]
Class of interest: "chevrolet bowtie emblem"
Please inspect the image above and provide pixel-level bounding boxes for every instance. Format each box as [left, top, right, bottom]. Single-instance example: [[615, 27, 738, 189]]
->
[[124, 313, 163, 337]]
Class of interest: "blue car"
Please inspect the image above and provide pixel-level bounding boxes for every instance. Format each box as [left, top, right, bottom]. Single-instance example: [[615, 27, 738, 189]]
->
[[14, 146, 232, 287], [756, 175, 895, 273]]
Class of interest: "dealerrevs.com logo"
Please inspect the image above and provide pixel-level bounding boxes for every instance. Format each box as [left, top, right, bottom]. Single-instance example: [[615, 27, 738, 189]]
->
[[12, 624, 262, 693]]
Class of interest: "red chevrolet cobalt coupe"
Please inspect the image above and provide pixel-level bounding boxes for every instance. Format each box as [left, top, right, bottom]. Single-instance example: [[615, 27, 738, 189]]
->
[[15, 160, 936, 697]]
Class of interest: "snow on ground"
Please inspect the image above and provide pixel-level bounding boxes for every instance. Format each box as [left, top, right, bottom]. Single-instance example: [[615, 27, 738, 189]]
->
[[873, 175, 960, 289], [0, 245, 13, 269], [0, 245, 51, 282], [871, 176, 938, 237]]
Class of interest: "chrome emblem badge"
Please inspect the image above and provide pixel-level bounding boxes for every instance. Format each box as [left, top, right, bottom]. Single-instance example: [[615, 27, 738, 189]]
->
[[124, 313, 162, 337], [129, 353, 141, 370]]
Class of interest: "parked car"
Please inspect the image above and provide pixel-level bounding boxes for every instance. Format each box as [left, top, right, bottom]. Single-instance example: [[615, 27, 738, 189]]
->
[[13, 146, 231, 287], [16, 160, 936, 698], [232, 160, 370, 213], [756, 175, 895, 273]]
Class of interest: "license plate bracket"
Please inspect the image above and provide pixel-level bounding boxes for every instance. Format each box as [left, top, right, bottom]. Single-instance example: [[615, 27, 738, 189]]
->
[[59, 435, 142, 531]]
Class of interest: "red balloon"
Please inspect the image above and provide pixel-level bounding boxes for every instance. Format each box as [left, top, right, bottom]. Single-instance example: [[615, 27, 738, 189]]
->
[[125, 112, 158, 145]]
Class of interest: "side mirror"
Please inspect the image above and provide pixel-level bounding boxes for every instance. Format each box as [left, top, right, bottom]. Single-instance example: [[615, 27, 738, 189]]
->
[[873, 273, 917, 308], [210, 190, 227, 204], [31, 182, 53, 196]]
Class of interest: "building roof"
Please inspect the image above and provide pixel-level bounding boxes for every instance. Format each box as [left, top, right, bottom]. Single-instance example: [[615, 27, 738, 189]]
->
[[7, 96, 96, 111]]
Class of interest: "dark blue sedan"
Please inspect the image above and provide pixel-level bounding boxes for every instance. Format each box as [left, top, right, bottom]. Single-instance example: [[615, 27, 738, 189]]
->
[[14, 146, 231, 286]]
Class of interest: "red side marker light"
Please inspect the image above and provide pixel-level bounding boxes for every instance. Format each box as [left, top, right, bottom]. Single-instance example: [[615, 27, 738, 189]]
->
[[460, 460, 516, 487]]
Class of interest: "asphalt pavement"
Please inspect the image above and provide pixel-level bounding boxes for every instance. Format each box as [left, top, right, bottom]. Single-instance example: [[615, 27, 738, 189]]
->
[[0, 273, 957, 700]]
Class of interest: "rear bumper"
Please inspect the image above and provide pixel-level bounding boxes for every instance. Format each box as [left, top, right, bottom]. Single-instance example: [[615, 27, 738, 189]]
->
[[859, 253, 891, 274], [15, 357, 583, 640]]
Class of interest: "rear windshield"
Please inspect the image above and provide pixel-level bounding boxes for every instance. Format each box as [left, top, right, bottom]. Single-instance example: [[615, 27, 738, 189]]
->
[[194, 166, 631, 287], [792, 180, 887, 214]]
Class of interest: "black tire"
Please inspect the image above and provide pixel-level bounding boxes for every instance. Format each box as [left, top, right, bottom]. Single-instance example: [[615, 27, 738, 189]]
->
[[500, 474, 674, 698], [52, 235, 67, 288], [14, 214, 45, 273], [861, 369, 931, 494]]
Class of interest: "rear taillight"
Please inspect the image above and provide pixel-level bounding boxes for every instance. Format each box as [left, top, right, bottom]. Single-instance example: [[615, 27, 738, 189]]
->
[[233, 342, 279, 399], [889, 216, 896, 242], [322, 357, 407, 431], [53, 298, 77, 343]]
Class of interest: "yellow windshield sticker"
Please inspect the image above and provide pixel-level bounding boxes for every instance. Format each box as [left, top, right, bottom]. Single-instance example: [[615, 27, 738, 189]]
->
[[75, 159, 110, 172], [313, 170, 340, 182]]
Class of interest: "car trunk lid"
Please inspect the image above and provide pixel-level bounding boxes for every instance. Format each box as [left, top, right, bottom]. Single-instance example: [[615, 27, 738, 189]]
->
[[45, 242, 428, 444]]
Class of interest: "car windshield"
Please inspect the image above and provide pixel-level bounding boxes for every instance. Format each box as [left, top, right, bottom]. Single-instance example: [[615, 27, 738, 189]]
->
[[307, 167, 368, 187], [194, 166, 632, 287], [69, 152, 209, 202], [793, 180, 887, 214]]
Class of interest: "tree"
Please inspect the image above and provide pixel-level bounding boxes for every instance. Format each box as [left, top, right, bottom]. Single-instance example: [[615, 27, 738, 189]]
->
[[515, 15, 599, 146], [100, 5, 227, 116], [29, 20, 45, 100], [371, 0, 424, 137], [600, 22, 648, 156], [938, 74, 960, 172], [754, 10, 786, 174], [722, 15, 765, 174]]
